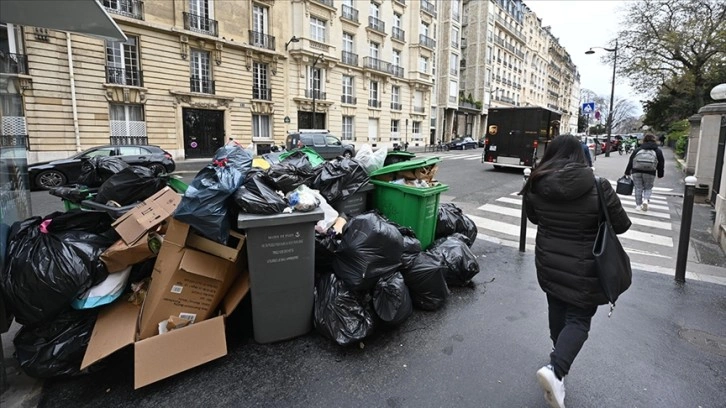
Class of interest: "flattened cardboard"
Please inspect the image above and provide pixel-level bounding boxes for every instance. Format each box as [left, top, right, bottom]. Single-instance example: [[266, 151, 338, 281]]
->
[[101, 236, 155, 273], [137, 246, 239, 340], [165, 218, 245, 262], [113, 187, 181, 245], [81, 271, 250, 389]]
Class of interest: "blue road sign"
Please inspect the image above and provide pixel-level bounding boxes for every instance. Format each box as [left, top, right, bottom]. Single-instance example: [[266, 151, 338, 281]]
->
[[582, 102, 595, 114]]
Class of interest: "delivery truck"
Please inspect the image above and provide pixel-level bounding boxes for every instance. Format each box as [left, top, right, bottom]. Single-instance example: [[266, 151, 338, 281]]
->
[[481, 107, 561, 169]]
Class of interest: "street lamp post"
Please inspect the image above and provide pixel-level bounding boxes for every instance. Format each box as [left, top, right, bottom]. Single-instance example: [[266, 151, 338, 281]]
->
[[586, 39, 618, 158], [311, 53, 324, 129]]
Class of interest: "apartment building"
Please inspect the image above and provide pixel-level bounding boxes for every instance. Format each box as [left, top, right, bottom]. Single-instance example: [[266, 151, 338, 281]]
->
[[2, 0, 434, 163]]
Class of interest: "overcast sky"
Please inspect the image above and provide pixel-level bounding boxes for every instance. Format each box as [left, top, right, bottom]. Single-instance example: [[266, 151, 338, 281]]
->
[[524, 0, 644, 115]]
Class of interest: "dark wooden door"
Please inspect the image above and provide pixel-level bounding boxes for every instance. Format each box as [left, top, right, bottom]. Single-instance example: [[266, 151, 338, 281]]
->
[[183, 108, 225, 158], [711, 115, 726, 205]]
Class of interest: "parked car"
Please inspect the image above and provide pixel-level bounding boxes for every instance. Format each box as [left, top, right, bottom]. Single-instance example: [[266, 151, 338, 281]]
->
[[478, 137, 486, 147], [581, 136, 603, 156], [446, 137, 478, 150], [285, 130, 355, 160], [29, 144, 175, 190]]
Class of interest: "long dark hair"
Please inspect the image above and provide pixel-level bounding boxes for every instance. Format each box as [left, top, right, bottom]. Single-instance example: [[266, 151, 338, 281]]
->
[[520, 134, 587, 194]]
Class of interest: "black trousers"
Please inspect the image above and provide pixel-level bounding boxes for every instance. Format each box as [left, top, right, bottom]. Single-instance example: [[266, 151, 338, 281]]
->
[[547, 294, 598, 379]]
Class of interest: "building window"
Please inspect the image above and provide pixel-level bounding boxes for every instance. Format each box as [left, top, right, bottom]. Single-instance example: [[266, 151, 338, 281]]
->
[[449, 54, 458, 76], [412, 121, 422, 140], [369, 41, 379, 59], [392, 86, 400, 104], [105, 36, 141, 86], [109, 103, 146, 144], [252, 114, 271, 139], [343, 32, 354, 52], [102, 0, 143, 19], [342, 75, 355, 104], [252, 62, 270, 100], [342, 116, 354, 141], [369, 81, 380, 107], [419, 56, 428, 73], [190, 48, 213, 93], [394, 13, 402, 28], [310, 17, 327, 43], [187, 0, 216, 35], [420, 22, 429, 37], [307, 66, 324, 98], [449, 80, 458, 103], [393, 50, 401, 67], [391, 119, 400, 141], [252, 4, 269, 34], [452, 27, 459, 47]]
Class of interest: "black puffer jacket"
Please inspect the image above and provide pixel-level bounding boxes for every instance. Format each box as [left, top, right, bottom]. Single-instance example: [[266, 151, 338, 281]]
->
[[524, 163, 631, 308]]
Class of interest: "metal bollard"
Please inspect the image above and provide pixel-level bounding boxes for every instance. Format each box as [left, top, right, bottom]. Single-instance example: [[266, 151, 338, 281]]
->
[[675, 176, 697, 282], [520, 168, 531, 252]]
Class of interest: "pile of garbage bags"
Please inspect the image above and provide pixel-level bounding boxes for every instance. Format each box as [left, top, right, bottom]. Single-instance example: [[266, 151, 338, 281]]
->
[[313, 206, 479, 346]]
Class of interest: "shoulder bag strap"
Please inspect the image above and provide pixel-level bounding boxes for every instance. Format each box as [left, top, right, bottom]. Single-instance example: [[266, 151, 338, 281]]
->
[[594, 176, 611, 225]]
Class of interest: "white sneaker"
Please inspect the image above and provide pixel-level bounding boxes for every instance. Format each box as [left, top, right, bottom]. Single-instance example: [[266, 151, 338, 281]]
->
[[635, 205, 642, 211], [537, 365, 566, 408], [641, 202, 648, 212]]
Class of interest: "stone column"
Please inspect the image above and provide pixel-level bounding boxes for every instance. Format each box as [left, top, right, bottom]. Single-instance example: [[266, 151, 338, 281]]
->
[[694, 102, 726, 192], [684, 113, 701, 175], [711, 114, 726, 248]]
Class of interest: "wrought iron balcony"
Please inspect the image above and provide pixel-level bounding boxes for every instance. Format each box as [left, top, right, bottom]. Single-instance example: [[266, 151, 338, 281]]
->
[[341, 51, 358, 66], [341, 4, 359, 22], [390, 102, 402, 110], [305, 89, 326, 100], [0, 53, 28, 75], [419, 34, 436, 49], [390, 65, 404, 78], [183, 12, 218, 36], [414, 106, 425, 113], [421, 0, 437, 17], [190, 77, 215, 94], [341, 95, 357, 104], [252, 86, 272, 101], [106, 66, 143, 87], [363, 57, 391, 75], [102, 0, 144, 19], [368, 16, 385, 34], [312, 0, 335, 8], [392, 27, 405, 42], [249, 30, 275, 51], [368, 99, 382, 108]]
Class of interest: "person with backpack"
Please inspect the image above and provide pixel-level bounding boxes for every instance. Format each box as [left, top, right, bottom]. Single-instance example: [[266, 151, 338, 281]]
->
[[625, 133, 664, 211]]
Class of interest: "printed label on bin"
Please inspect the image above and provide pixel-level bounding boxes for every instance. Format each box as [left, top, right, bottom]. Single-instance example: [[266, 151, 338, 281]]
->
[[178, 313, 197, 324], [171, 285, 183, 294], [260, 231, 305, 265]]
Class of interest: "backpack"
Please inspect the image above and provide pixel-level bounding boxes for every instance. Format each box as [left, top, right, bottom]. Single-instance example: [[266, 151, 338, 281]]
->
[[632, 149, 658, 171]]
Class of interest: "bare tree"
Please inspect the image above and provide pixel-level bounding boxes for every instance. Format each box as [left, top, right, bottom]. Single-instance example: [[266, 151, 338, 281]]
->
[[614, 0, 726, 107], [581, 89, 639, 134]]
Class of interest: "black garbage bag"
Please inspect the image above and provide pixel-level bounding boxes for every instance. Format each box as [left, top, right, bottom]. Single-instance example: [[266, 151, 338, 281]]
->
[[315, 231, 340, 276], [0, 211, 116, 326], [332, 212, 404, 291], [435, 203, 478, 247], [233, 172, 287, 215], [77, 156, 129, 187], [311, 158, 369, 204], [14, 308, 98, 378], [372, 272, 412, 326], [94, 166, 167, 206], [401, 251, 449, 311], [428, 233, 480, 286], [48, 185, 94, 205], [313, 273, 375, 346], [174, 145, 253, 243], [398, 226, 422, 273]]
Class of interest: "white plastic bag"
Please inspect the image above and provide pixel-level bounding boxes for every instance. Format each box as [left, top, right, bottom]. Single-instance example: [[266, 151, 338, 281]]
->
[[286, 185, 320, 212], [355, 144, 388, 174], [71, 267, 131, 309], [312, 190, 339, 232]]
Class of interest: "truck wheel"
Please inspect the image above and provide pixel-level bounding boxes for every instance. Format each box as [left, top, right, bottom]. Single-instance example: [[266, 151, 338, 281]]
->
[[493, 165, 502, 170]]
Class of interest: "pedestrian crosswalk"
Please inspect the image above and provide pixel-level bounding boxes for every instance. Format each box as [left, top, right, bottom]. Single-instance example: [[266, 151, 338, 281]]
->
[[466, 182, 677, 268]]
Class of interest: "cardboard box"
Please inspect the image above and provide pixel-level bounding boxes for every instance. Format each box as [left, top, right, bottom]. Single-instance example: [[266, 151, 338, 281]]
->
[[81, 269, 249, 389], [112, 187, 181, 245], [137, 244, 240, 340], [164, 218, 245, 263], [101, 235, 156, 273]]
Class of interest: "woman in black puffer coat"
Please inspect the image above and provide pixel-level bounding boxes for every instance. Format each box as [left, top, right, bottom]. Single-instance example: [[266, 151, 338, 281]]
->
[[521, 134, 631, 408]]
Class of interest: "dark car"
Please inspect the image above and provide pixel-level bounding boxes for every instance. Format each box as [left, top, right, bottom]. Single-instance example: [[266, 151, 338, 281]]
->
[[447, 137, 478, 150], [285, 130, 355, 160], [478, 137, 486, 147], [29, 144, 175, 190]]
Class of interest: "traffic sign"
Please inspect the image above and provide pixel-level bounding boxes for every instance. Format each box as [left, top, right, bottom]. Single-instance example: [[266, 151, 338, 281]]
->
[[582, 102, 595, 114]]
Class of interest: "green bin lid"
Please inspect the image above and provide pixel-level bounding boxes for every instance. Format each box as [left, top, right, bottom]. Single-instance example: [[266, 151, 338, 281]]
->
[[386, 151, 416, 158], [279, 147, 325, 167], [369, 156, 441, 177]]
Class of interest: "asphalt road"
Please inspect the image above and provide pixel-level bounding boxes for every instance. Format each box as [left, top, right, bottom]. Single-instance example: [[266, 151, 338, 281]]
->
[[22, 148, 726, 407]]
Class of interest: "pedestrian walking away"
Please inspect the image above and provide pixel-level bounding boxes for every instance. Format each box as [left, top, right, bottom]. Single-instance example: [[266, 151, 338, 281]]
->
[[624, 133, 665, 212], [580, 139, 592, 167], [520, 135, 632, 408]]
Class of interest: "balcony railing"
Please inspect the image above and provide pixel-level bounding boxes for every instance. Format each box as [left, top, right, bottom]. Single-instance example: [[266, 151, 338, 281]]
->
[[110, 134, 149, 145], [393, 0, 406, 4], [390, 64, 404, 78], [102, 0, 144, 19], [0, 53, 28, 75], [421, 0, 437, 17], [341, 51, 358, 66], [419, 34, 436, 49], [392, 27, 405, 42], [391, 102, 402, 110], [190, 77, 215, 94], [183, 12, 218, 36], [252, 86, 272, 100], [106, 66, 143, 87], [305, 89, 326, 99], [312, 0, 335, 7], [341, 4, 359, 22], [414, 106, 425, 113], [368, 99, 382, 108], [341, 95, 357, 104], [249, 30, 275, 51], [363, 56, 391, 75], [368, 16, 385, 33]]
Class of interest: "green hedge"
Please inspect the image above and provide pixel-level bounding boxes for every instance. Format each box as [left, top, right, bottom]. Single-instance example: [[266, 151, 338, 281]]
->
[[667, 119, 689, 158]]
